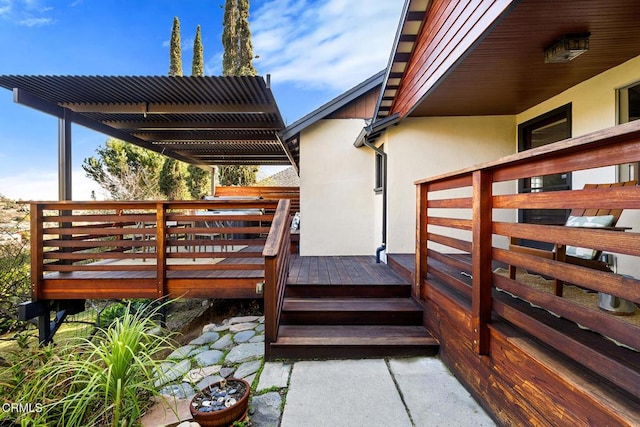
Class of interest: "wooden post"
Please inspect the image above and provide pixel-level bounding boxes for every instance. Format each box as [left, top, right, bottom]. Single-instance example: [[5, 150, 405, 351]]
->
[[156, 203, 167, 299], [263, 255, 276, 360], [471, 170, 493, 355], [30, 203, 44, 302], [415, 183, 429, 300]]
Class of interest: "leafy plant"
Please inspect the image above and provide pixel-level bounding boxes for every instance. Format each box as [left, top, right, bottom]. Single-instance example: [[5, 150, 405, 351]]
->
[[9, 302, 176, 427], [0, 207, 30, 334], [97, 299, 152, 328]]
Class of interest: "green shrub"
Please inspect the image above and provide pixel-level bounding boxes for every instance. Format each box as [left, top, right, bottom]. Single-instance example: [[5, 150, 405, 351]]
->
[[97, 299, 153, 328], [5, 302, 176, 427], [0, 236, 30, 334]]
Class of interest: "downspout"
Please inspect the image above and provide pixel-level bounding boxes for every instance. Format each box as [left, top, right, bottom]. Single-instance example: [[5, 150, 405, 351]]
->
[[362, 137, 387, 264]]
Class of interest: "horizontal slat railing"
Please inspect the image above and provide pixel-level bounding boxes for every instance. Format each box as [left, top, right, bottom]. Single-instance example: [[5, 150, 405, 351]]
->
[[215, 186, 300, 215], [415, 120, 640, 397], [30, 199, 279, 300], [263, 199, 291, 360]]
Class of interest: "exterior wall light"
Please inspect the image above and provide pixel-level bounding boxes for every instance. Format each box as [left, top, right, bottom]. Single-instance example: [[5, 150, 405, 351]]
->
[[544, 33, 590, 63]]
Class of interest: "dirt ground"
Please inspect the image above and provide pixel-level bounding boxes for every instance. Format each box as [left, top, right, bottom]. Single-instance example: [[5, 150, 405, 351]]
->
[[169, 298, 264, 345]]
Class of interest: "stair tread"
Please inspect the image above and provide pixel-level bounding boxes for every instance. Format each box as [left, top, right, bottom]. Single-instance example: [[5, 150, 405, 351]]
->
[[274, 325, 437, 346], [283, 298, 422, 312], [284, 284, 412, 298]]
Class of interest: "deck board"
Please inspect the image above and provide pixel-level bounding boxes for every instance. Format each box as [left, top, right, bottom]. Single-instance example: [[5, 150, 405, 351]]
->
[[288, 255, 408, 285], [38, 254, 409, 301]]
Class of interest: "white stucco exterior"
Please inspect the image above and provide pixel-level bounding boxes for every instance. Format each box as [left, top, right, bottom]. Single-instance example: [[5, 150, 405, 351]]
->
[[299, 118, 376, 256], [383, 116, 517, 254]]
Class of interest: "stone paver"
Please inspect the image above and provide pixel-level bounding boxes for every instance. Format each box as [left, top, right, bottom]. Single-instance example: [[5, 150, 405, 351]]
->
[[234, 359, 262, 379], [184, 365, 221, 383], [257, 362, 291, 392], [229, 322, 258, 332], [194, 349, 224, 366], [229, 315, 260, 324], [189, 331, 219, 346], [225, 342, 263, 363], [211, 333, 233, 349], [233, 329, 256, 343], [167, 345, 196, 360], [250, 392, 282, 427]]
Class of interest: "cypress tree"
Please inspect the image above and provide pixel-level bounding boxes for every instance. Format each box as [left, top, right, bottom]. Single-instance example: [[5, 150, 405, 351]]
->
[[192, 25, 204, 77], [222, 0, 256, 76], [222, 0, 238, 76], [219, 0, 258, 185], [236, 0, 257, 76], [169, 16, 183, 77]]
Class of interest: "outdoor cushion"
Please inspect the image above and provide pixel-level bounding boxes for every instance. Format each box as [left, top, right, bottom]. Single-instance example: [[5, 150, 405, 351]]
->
[[564, 214, 615, 259]]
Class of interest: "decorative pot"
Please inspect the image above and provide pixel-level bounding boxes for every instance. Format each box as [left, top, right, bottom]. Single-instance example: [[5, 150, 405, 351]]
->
[[189, 378, 250, 427]]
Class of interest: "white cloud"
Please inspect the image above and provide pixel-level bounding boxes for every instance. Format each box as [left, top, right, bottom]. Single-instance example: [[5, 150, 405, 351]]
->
[[0, 169, 104, 201], [18, 16, 52, 26], [1, 0, 55, 26], [248, 0, 403, 91]]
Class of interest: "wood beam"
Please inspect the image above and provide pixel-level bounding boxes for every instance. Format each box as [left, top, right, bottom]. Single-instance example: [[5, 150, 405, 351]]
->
[[61, 102, 279, 114], [133, 132, 277, 142], [105, 120, 279, 130]]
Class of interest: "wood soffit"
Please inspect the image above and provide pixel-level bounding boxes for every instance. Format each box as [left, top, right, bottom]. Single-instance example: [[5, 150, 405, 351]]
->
[[381, 0, 640, 118]]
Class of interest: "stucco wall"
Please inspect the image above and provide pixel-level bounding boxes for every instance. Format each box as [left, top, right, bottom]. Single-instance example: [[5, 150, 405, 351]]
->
[[517, 54, 640, 278], [299, 119, 376, 256], [384, 116, 517, 253]]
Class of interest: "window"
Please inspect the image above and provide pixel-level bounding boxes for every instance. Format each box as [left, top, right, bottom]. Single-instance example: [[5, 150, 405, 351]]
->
[[517, 104, 572, 249], [617, 82, 640, 181], [374, 144, 384, 193]]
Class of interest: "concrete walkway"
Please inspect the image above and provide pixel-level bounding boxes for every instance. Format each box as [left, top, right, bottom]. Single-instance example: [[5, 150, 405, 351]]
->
[[281, 358, 495, 427], [141, 314, 496, 427]]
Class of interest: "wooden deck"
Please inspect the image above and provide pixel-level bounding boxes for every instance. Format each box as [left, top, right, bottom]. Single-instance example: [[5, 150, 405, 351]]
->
[[287, 255, 408, 285]]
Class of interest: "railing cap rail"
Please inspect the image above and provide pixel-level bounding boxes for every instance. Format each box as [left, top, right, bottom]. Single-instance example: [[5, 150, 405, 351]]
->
[[27, 199, 279, 209], [263, 199, 291, 258], [414, 120, 640, 186]]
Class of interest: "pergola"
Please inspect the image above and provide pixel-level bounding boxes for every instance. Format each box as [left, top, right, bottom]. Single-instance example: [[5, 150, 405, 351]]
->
[[0, 75, 294, 199]]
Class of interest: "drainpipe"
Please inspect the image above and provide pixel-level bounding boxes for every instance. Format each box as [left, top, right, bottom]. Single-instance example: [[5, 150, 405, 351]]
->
[[362, 138, 387, 263]]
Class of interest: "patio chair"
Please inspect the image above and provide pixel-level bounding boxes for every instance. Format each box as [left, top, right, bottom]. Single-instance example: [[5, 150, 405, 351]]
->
[[508, 180, 637, 296]]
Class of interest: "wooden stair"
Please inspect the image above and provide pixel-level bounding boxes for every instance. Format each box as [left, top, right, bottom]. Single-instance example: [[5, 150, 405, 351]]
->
[[269, 280, 439, 359]]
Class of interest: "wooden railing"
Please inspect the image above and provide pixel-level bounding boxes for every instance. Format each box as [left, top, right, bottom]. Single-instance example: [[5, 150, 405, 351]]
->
[[415, 121, 640, 398], [29, 199, 279, 301], [263, 199, 291, 359], [215, 186, 300, 216]]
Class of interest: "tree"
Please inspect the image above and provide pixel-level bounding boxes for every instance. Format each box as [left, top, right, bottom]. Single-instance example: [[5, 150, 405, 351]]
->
[[192, 25, 204, 77], [159, 158, 189, 200], [169, 16, 183, 77], [187, 165, 211, 199], [222, 0, 256, 76], [222, 0, 238, 76], [219, 0, 259, 184], [218, 165, 258, 186], [82, 139, 165, 200]]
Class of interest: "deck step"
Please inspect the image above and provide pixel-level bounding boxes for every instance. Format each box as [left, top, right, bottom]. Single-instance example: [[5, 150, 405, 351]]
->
[[270, 325, 439, 359], [284, 283, 412, 298], [280, 297, 423, 325], [387, 254, 415, 285]]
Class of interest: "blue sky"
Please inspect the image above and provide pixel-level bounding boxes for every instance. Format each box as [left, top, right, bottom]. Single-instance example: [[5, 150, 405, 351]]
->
[[0, 0, 403, 200]]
